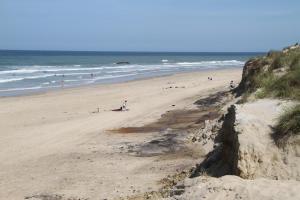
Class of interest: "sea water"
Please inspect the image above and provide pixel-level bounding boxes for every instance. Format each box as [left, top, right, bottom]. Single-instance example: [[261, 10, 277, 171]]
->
[[0, 51, 263, 96]]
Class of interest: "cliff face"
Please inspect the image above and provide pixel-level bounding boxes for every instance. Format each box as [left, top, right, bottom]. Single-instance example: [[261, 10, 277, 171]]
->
[[233, 44, 300, 181], [190, 99, 299, 180], [236, 57, 269, 95], [168, 100, 300, 200], [167, 44, 300, 200], [168, 99, 300, 200], [234, 99, 299, 180]]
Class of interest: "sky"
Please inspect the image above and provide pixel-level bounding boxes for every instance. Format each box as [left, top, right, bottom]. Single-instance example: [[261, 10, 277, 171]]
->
[[0, 0, 299, 52]]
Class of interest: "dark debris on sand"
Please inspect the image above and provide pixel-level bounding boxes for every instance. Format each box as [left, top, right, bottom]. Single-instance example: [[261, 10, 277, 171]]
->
[[113, 90, 235, 200]]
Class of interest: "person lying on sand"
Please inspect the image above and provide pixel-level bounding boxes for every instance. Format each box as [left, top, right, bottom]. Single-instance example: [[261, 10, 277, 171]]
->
[[112, 100, 128, 111]]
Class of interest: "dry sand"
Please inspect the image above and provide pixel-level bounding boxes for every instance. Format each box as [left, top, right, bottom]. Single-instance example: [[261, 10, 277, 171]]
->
[[0, 69, 241, 200]]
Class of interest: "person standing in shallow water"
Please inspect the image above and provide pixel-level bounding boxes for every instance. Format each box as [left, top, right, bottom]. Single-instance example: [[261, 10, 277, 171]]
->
[[61, 74, 65, 88]]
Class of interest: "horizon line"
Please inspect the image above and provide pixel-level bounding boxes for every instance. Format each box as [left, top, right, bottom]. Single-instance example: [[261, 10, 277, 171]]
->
[[0, 49, 266, 53]]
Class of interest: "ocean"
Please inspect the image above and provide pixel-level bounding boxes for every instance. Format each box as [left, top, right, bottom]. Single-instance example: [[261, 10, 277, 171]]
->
[[0, 50, 263, 96]]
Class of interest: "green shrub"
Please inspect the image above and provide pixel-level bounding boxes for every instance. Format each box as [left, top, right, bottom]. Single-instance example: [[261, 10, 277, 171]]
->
[[256, 73, 276, 88], [269, 48, 300, 71], [291, 56, 300, 70], [253, 48, 300, 101], [253, 72, 277, 97], [267, 51, 281, 59], [273, 104, 300, 145], [266, 68, 300, 100], [270, 55, 284, 69]]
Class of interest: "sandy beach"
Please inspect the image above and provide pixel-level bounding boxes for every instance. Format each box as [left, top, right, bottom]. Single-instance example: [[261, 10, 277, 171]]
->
[[0, 68, 242, 200]]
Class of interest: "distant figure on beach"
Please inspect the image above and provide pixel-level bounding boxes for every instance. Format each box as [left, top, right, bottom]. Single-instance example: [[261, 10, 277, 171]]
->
[[61, 80, 64, 88], [122, 100, 127, 111], [112, 100, 128, 112], [230, 80, 235, 89], [91, 73, 94, 78]]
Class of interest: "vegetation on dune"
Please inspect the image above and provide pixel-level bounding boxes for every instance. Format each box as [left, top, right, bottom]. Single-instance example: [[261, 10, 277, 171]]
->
[[255, 65, 300, 100], [238, 44, 300, 144], [273, 104, 300, 146], [253, 47, 300, 100]]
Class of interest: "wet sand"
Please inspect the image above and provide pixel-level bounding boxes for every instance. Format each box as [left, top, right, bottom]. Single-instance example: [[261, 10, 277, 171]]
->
[[0, 68, 241, 200]]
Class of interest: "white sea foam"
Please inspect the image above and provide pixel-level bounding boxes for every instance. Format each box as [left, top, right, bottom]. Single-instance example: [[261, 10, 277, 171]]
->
[[0, 66, 105, 75], [0, 77, 25, 83], [54, 72, 98, 76], [0, 86, 43, 92], [0, 85, 65, 92], [103, 65, 142, 69], [0, 60, 244, 79], [0, 59, 245, 95], [0, 69, 41, 75], [42, 67, 104, 72], [176, 60, 244, 66], [0, 74, 54, 83], [93, 73, 138, 81], [64, 79, 80, 83]]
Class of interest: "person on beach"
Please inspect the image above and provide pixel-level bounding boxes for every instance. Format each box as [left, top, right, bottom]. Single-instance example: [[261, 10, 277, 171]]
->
[[112, 100, 128, 111], [230, 80, 235, 89], [111, 100, 128, 112], [122, 100, 127, 111]]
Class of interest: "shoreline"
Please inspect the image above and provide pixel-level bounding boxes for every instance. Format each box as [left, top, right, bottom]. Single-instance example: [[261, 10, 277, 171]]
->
[[0, 67, 242, 98], [0, 68, 242, 199]]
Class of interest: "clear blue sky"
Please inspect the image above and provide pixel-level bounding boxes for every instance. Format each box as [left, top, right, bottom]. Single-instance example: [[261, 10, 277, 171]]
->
[[0, 0, 299, 52]]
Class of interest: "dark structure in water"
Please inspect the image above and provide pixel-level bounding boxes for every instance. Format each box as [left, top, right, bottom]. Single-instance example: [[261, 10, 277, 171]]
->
[[116, 61, 130, 65]]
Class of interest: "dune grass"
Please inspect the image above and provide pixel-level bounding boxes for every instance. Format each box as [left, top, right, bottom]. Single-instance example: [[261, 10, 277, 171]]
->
[[256, 67, 300, 100], [254, 48, 300, 100], [273, 104, 300, 145], [241, 46, 300, 145]]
